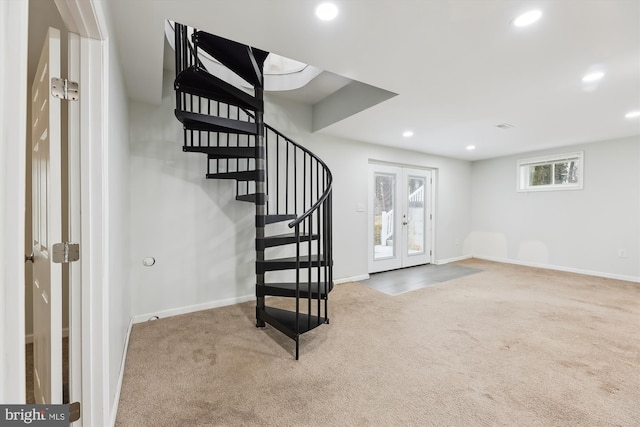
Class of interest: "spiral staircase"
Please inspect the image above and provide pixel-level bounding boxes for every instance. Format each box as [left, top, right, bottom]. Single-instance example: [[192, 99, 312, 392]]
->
[[172, 23, 333, 359]]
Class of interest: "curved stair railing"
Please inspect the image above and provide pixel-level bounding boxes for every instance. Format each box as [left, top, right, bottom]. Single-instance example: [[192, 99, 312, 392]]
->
[[173, 23, 333, 359]]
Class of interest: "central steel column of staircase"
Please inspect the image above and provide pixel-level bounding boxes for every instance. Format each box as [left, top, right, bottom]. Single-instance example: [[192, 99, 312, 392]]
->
[[172, 23, 333, 359]]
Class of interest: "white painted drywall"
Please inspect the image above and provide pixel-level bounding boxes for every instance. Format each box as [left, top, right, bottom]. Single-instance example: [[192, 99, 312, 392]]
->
[[128, 75, 257, 318], [99, 1, 133, 418], [470, 136, 640, 280]]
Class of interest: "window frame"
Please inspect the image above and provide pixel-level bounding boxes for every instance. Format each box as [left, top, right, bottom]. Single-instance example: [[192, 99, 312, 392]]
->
[[517, 151, 584, 192]]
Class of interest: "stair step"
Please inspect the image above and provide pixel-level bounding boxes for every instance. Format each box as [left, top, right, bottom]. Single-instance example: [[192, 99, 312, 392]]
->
[[263, 214, 296, 225], [175, 66, 262, 111], [257, 254, 330, 273], [206, 170, 259, 181], [257, 233, 319, 250], [257, 281, 334, 299], [236, 193, 266, 203], [193, 31, 269, 88], [258, 307, 327, 340], [183, 145, 260, 159], [175, 109, 258, 135]]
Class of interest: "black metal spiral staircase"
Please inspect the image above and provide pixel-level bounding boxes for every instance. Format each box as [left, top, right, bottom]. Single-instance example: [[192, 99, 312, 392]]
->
[[173, 23, 333, 359]]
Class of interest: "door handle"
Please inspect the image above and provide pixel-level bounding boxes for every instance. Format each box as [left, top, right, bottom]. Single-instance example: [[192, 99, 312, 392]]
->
[[25, 252, 34, 263]]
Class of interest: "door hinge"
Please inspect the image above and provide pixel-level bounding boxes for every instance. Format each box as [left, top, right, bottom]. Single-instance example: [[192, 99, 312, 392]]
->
[[52, 242, 80, 264], [69, 401, 81, 423], [51, 77, 79, 101]]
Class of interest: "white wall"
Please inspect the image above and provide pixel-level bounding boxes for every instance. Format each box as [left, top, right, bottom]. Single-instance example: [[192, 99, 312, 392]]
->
[[128, 75, 257, 319], [469, 136, 640, 281], [98, 0, 133, 421]]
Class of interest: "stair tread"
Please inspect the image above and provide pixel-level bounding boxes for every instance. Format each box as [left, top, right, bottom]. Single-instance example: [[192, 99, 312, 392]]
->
[[236, 193, 266, 203], [183, 145, 257, 159], [175, 66, 261, 111], [264, 214, 296, 224], [258, 281, 334, 298], [261, 232, 318, 240], [258, 232, 319, 248], [207, 170, 257, 180], [263, 254, 326, 263], [257, 254, 330, 273], [194, 31, 269, 88], [175, 109, 258, 135], [260, 307, 326, 337]]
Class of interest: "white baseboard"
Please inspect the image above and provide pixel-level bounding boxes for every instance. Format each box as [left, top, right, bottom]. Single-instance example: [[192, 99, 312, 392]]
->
[[334, 274, 370, 284], [132, 294, 255, 324], [474, 255, 640, 283], [25, 327, 69, 344], [111, 318, 133, 427], [131, 276, 374, 325], [434, 254, 473, 265]]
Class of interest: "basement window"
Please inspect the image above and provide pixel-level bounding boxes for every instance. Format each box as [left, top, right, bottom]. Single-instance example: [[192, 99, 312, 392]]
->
[[517, 151, 583, 192]]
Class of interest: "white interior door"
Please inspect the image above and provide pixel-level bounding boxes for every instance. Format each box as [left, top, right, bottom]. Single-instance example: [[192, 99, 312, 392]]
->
[[31, 27, 63, 404], [368, 164, 432, 273]]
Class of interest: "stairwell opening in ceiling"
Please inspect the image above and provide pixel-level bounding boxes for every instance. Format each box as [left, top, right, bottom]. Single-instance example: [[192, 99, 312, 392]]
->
[[164, 20, 397, 131], [165, 20, 323, 93]]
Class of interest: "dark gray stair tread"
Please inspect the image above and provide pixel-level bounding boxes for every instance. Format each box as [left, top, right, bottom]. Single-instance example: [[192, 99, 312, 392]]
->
[[175, 66, 261, 111], [257, 281, 333, 298], [259, 307, 326, 339], [175, 109, 258, 135], [206, 170, 258, 181], [236, 193, 266, 203], [193, 31, 269, 88], [183, 145, 257, 159], [264, 214, 296, 225], [257, 254, 330, 273], [258, 232, 318, 249]]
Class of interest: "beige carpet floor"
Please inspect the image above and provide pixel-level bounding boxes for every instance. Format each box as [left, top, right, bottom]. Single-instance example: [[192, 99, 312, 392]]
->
[[116, 259, 640, 426]]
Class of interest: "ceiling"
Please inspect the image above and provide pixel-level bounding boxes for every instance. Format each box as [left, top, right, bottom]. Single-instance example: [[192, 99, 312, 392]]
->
[[108, 0, 640, 161]]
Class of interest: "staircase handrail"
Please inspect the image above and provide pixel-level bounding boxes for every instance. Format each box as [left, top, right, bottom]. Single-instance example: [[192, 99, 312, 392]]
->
[[263, 124, 333, 228]]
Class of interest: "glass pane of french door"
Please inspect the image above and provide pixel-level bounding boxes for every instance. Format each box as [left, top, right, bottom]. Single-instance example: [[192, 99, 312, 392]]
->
[[406, 175, 426, 255], [373, 173, 395, 260]]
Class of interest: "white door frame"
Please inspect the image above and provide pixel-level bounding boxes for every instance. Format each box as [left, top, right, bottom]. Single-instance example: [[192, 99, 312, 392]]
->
[[58, 2, 109, 424], [0, 0, 29, 404], [0, 0, 109, 424]]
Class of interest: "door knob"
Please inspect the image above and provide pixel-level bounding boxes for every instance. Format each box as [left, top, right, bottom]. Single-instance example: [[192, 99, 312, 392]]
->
[[25, 252, 34, 263]]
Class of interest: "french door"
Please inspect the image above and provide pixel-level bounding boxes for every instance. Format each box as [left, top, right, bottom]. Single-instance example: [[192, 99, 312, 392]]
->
[[368, 164, 432, 273]]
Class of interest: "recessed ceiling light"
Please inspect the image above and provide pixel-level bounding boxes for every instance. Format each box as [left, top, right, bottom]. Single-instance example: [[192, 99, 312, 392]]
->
[[466, 145, 476, 151], [315, 3, 338, 21], [625, 110, 640, 119], [402, 130, 414, 138], [582, 71, 605, 83], [512, 10, 543, 27]]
